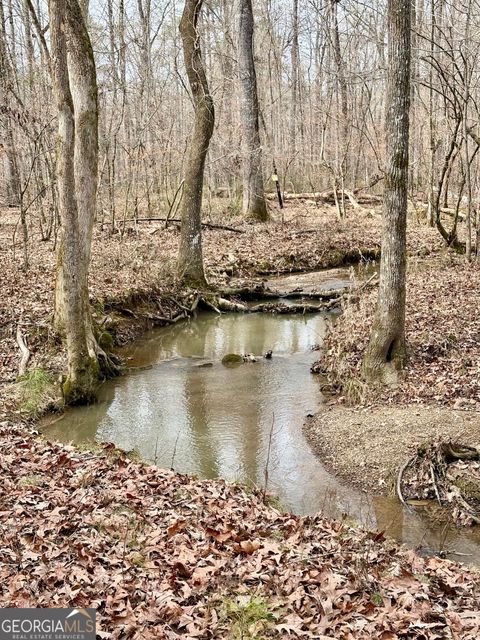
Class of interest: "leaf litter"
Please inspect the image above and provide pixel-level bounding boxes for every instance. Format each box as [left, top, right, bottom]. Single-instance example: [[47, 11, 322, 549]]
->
[[1, 422, 479, 638]]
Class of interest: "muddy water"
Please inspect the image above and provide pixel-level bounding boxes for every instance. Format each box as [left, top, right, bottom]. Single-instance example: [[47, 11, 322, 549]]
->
[[43, 271, 480, 565]]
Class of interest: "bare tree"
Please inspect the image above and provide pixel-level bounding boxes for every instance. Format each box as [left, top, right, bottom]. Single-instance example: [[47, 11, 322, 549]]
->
[[238, 0, 268, 221], [177, 0, 214, 286], [362, 0, 411, 382], [49, 0, 109, 403]]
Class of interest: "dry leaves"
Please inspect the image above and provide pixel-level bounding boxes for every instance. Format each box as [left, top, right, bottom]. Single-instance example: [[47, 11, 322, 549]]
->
[[318, 254, 480, 409], [0, 421, 479, 638]]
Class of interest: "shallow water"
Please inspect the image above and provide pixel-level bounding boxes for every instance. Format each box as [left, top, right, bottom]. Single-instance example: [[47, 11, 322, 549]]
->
[[43, 270, 480, 565]]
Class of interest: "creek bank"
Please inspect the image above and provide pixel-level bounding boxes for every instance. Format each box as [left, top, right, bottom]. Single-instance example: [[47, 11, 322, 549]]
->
[[304, 405, 480, 496], [305, 253, 480, 527]]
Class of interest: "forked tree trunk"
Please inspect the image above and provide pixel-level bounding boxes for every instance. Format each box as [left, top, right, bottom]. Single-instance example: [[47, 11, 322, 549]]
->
[[49, 0, 103, 403], [177, 0, 215, 286], [238, 0, 268, 221], [362, 0, 411, 383]]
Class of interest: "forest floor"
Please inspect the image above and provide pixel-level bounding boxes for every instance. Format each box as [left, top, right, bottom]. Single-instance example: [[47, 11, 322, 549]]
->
[[2, 201, 480, 636], [1, 420, 479, 639]]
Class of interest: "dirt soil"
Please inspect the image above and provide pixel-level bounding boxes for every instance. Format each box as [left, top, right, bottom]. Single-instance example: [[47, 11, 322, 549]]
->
[[304, 405, 480, 495]]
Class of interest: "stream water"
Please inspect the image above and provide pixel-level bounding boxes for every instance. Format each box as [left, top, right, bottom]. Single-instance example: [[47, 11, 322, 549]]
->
[[42, 269, 480, 566]]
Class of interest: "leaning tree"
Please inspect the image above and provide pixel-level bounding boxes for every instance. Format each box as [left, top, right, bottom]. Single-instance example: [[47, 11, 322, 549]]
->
[[362, 0, 411, 382]]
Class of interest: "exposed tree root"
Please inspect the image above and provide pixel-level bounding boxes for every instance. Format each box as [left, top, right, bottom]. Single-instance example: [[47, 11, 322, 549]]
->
[[399, 439, 480, 526]]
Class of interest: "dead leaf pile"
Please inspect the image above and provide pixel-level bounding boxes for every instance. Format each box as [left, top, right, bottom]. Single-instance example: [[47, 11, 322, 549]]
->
[[0, 421, 479, 638]]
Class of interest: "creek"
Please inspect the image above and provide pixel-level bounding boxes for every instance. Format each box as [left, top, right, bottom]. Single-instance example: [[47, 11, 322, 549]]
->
[[42, 268, 480, 566]]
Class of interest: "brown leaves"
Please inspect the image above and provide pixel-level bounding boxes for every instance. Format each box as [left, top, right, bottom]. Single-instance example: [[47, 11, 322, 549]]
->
[[0, 422, 479, 638], [321, 253, 480, 410]]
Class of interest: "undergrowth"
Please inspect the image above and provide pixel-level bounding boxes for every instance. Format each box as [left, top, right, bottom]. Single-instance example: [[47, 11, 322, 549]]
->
[[17, 368, 56, 416], [222, 596, 273, 640]]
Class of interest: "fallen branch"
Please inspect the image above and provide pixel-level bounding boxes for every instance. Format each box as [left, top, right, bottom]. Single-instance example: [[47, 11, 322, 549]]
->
[[16, 325, 30, 377], [143, 311, 187, 325], [200, 298, 222, 314], [131, 218, 245, 234], [249, 302, 328, 314]]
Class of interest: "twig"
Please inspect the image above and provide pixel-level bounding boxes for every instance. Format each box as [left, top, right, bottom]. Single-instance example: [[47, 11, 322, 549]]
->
[[355, 272, 379, 292], [397, 455, 416, 511], [430, 463, 442, 506], [262, 414, 275, 501], [16, 325, 30, 377], [170, 429, 182, 470]]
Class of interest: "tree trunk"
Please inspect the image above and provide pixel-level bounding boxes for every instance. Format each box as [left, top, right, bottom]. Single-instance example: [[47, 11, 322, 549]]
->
[[331, 0, 348, 181], [237, 0, 268, 221], [0, 0, 21, 209], [177, 0, 215, 286], [49, 0, 102, 404], [290, 0, 299, 156], [362, 0, 411, 383]]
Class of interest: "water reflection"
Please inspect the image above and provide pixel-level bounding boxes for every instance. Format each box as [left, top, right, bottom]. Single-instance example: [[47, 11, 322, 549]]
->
[[44, 309, 480, 565]]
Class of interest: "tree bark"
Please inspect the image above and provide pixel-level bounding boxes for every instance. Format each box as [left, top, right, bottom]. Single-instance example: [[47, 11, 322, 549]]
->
[[49, 0, 102, 404], [177, 0, 214, 286], [362, 0, 411, 383], [0, 0, 21, 209], [237, 0, 268, 221], [290, 0, 299, 156]]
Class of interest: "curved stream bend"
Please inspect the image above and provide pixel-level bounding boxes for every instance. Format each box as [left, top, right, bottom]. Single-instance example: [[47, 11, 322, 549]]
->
[[44, 269, 480, 565]]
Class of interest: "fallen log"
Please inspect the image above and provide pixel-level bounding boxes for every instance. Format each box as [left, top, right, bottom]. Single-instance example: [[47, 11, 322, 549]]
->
[[131, 218, 245, 234], [249, 302, 328, 314], [266, 175, 384, 205], [217, 298, 248, 313], [220, 285, 349, 302]]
